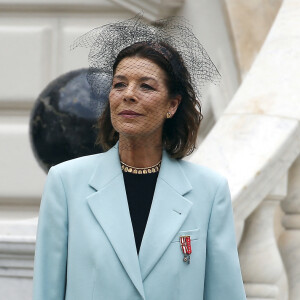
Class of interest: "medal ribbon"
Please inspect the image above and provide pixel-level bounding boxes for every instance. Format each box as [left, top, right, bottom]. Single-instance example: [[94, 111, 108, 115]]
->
[[180, 236, 192, 255]]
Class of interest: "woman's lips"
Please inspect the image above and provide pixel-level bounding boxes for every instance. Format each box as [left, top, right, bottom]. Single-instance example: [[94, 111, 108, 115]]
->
[[119, 110, 142, 118], [119, 114, 142, 118]]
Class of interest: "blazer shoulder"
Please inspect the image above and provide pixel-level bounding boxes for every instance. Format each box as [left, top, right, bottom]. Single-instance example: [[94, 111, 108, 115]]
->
[[50, 152, 104, 177], [178, 159, 227, 188]]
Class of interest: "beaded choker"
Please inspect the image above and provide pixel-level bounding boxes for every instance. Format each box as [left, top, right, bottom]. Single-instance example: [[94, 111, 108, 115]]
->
[[121, 160, 161, 174]]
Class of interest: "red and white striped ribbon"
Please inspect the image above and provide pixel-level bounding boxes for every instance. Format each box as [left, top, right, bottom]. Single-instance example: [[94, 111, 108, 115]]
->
[[180, 236, 192, 255]]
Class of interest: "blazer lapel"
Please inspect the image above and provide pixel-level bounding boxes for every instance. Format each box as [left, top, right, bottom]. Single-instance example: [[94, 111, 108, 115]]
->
[[138, 150, 193, 281], [86, 142, 145, 299]]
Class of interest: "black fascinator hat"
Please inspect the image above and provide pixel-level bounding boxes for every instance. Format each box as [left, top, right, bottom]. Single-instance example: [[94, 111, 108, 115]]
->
[[70, 14, 221, 118]]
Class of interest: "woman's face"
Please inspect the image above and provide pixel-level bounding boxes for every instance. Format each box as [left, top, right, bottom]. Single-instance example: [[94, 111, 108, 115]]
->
[[109, 57, 180, 143]]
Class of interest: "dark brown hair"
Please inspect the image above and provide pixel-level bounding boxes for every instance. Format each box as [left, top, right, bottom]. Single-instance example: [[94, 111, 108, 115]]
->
[[95, 41, 203, 159]]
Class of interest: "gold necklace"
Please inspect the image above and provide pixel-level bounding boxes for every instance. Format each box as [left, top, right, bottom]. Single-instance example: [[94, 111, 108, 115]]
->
[[120, 160, 162, 174]]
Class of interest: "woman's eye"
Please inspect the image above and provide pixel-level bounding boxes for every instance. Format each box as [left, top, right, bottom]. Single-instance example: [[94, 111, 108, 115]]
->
[[113, 82, 126, 88], [141, 83, 154, 90]]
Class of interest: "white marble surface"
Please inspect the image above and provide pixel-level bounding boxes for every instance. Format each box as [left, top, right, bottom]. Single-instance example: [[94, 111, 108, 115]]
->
[[279, 155, 300, 300], [0, 116, 46, 203], [0, 207, 37, 273], [0, 214, 37, 300], [224, 0, 282, 77], [0, 23, 53, 105], [281, 155, 300, 214], [279, 231, 300, 300], [0, 277, 33, 300], [108, 0, 185, 21], [239, 197, 288, 300], [224, 1, 300, 120]]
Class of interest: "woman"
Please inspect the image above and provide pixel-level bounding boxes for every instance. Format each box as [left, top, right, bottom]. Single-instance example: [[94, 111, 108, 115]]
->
[[33, 16, 246, 300]]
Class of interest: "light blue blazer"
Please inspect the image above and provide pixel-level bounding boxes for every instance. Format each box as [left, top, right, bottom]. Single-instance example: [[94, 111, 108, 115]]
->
[[33, 141, 246, 300]]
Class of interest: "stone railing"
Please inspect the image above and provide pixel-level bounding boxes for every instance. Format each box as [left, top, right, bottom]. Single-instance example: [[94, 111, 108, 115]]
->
[[239, 176, 289, 300], [279, 157, 300, 300], [190, 0, 300, 299]]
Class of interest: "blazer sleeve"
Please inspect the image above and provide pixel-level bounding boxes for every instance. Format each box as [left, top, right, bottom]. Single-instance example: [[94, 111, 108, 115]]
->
[[33, 166, 68, 300], [203, 178, 246, 300]]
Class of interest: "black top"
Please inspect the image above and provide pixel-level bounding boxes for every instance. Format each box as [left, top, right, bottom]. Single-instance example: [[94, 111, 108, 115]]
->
[[122, 171, 159, 254]]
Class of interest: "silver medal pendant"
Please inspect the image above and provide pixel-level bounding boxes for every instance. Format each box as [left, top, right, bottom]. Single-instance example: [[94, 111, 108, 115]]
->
[[183, 254, 191, 264]]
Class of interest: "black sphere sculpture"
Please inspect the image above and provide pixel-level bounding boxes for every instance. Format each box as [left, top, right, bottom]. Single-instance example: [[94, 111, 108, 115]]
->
[[30, 69, 109, 173]]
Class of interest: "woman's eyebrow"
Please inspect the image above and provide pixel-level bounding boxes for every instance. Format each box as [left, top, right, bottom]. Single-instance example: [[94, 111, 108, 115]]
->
[[113, 75, 127, 80], [113, 75, 158, 83], [139, 76, 157, 83]]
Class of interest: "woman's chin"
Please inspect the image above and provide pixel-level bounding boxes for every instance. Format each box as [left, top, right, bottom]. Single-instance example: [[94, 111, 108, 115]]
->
[[119, 130, 145, 138]]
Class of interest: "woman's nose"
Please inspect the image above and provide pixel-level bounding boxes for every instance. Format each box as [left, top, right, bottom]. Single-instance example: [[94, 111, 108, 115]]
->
[[123, 84, 136, 102]]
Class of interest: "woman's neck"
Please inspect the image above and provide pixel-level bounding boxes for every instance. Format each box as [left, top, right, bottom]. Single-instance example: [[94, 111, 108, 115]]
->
[[118, 136, 163, 168]]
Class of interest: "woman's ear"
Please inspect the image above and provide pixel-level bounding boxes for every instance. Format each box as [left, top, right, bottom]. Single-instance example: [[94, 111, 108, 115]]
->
[[169, 95, 182, 115]]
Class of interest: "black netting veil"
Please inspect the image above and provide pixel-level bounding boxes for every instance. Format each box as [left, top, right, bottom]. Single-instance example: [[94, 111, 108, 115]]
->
[[70, 14, 221, 117]]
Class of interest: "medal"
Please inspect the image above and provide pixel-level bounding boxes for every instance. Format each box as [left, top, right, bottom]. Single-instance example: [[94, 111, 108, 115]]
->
[[180, 235, 192, 264]]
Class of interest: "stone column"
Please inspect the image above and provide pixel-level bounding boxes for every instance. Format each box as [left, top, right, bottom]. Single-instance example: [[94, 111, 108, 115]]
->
[[239, 176, 288, 300], [279, 155, 300, 300]]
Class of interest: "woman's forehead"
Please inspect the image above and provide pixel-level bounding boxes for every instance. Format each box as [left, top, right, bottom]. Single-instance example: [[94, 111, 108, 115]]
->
[[114, 57, 165, 80]]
